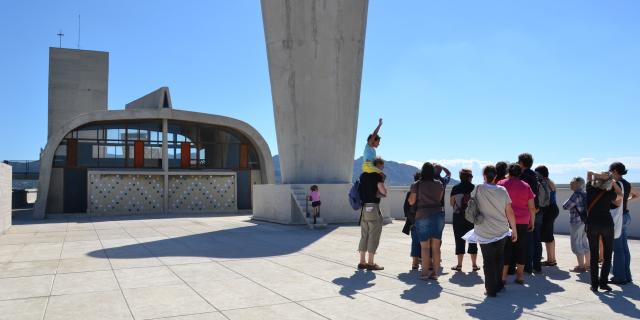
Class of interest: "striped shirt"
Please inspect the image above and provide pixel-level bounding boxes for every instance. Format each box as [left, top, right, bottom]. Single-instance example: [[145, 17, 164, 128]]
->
[[563, 191, 586, 224]]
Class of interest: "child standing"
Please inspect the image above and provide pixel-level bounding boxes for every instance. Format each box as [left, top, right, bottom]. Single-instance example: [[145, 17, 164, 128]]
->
[[309, 185, 321, 224], [563, 177, 590, 272], [362, 118, 384, 175]]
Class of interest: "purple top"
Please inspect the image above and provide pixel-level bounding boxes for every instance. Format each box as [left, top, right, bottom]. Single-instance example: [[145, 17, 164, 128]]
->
[[309, 191, 320, 202]]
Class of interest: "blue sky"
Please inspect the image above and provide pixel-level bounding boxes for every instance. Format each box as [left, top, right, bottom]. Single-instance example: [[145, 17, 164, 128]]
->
[[1, 1, 639, 183]]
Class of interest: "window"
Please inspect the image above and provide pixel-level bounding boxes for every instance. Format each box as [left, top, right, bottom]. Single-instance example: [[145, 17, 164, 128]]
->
[[55, 121, 162, 169]]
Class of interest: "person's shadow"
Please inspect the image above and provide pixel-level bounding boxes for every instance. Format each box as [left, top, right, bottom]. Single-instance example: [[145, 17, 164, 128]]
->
[[597, 283, 640, 318], [397, 271, 442, 304], [332, 271, 376, 299], [449, 271, 483, 287], [465, 273, 565, 320]]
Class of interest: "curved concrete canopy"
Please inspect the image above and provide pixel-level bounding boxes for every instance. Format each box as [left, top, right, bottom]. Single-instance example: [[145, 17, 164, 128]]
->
[[34, 108, 274, 218]]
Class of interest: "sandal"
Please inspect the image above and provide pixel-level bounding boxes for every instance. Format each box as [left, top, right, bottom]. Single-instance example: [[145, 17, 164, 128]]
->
[[542, 260, 557, 267], [411, 264, 419, 270], [570, 266, 586, 273], [357, 263, 367, 270], [366, 264, 384, 271], [429, 274, 439, 281], [514, 279, 525, 285], [451, 265, 462, 272], [472, 265, 481, 272]]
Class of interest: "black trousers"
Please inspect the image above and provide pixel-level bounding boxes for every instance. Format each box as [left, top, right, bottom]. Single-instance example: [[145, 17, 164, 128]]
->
[[481, 238, 507, 295], [587, 223, 614, 287], [453, 213, 478, 255], [504, 224, 529, 266]]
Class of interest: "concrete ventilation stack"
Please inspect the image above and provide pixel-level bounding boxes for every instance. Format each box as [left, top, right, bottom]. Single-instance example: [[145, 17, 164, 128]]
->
[[48, 48, 108, 139], [253, 0, 375, 225]]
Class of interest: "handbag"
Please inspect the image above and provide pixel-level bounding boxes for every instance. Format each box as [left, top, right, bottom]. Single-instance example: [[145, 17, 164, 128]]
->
[[401, 183, 420, 235], [465, 186, 484, 224]]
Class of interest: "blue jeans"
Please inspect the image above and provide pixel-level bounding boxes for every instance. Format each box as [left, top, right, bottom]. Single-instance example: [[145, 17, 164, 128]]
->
[[410, 225, 421, 258], [415, 212, 445, 241], [612, 213, 632, 282], [525, 213, 543, 271]]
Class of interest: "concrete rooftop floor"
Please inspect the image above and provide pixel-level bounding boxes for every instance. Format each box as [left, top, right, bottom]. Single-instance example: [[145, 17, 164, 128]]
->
[[0, 211, 639, 320]]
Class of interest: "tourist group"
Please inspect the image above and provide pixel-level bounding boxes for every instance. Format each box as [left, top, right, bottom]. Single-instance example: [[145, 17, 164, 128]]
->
[[353, 119, 638, 297]]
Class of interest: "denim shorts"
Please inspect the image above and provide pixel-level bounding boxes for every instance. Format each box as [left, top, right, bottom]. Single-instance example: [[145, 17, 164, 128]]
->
[[415, 212, 445, 241]]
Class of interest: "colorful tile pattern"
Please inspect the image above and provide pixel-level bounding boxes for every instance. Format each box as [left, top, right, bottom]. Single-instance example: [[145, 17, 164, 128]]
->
[[168, 175, 236, 212], [88, 174, 163, 214]]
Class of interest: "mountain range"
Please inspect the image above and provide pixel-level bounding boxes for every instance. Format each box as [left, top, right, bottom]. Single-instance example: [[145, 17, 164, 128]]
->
[[272, 155, 458, 186]]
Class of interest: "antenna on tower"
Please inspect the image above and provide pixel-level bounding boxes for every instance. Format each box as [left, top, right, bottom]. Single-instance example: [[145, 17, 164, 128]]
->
[[57, 30, 64, 48], [77, 15, 81, 49]]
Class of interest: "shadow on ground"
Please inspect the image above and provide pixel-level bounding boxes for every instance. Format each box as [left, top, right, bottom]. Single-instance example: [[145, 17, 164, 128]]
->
[[397, 271, 443, 304], [598, 283, 640, 318], [332, 271, 376, 298], [83, 221, 337, 260], [465, 273, 565, 320]]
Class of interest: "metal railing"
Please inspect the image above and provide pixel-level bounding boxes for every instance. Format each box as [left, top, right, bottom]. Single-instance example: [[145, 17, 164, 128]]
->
[[2, 160, 40, 180]]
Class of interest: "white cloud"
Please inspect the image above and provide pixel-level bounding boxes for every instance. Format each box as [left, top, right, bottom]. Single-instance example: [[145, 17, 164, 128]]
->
[[402, 156, 640, 183], [402, 159, 492, 169]]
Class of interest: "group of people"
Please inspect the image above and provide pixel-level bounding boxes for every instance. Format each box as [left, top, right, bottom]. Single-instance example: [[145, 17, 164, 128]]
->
[[355, 119, 637, 297]]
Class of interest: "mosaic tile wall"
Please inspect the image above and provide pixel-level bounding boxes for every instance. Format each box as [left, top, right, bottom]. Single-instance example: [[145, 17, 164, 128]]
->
[[88, 174, 164, 214], [168, 175, 236, 212]]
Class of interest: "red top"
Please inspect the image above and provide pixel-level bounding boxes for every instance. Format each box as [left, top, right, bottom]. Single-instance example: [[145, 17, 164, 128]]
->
[[498, 178, 535, 224]]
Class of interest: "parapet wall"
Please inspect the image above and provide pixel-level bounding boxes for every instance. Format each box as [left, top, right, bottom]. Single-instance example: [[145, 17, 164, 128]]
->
[[0, 164, 12, 234]]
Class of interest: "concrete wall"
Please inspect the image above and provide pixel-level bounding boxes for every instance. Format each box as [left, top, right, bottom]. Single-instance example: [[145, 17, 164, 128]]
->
[[253, 183, 392, 224], [0, 164, 11, 234], [387, 185, 640, 238], [253, 184, 297, 224], [48, 48, 108, 138], [261, 0, 369, 184]]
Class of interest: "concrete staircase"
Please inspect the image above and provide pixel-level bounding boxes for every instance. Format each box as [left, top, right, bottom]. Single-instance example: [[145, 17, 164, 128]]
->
[[290, 185, 327, 229]]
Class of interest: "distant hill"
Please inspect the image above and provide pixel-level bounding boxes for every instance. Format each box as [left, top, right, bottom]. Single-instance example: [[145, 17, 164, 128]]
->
[[272, 155, 458, 186]]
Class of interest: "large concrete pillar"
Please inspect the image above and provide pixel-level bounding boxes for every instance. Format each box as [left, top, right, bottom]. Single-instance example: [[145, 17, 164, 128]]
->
[[261, 0, 369, 184]]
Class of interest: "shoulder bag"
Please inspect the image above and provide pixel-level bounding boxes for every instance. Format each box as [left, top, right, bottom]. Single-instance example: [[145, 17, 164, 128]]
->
[[465, 185, 484, 224]]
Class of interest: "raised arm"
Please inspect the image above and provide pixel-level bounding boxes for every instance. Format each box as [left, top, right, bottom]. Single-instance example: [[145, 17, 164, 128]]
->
[[369, 118, 383, 143], [441, 165, 451, 178]]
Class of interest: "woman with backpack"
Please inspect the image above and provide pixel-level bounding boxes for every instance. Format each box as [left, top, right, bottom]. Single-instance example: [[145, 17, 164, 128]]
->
[[536, 165, 559, 267], [450, 169, 479, 272], [563, 177, 590, 272]]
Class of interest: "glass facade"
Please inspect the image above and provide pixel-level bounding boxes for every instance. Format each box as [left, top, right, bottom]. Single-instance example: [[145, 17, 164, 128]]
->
[[52, 120, 261, 172], [167, 120, 260, 170], [53, 121, 163, 169]]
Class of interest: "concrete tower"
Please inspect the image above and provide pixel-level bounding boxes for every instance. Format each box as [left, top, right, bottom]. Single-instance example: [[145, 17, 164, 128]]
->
[[48, 48, 108, 138], [261, 0, 369, 184]]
